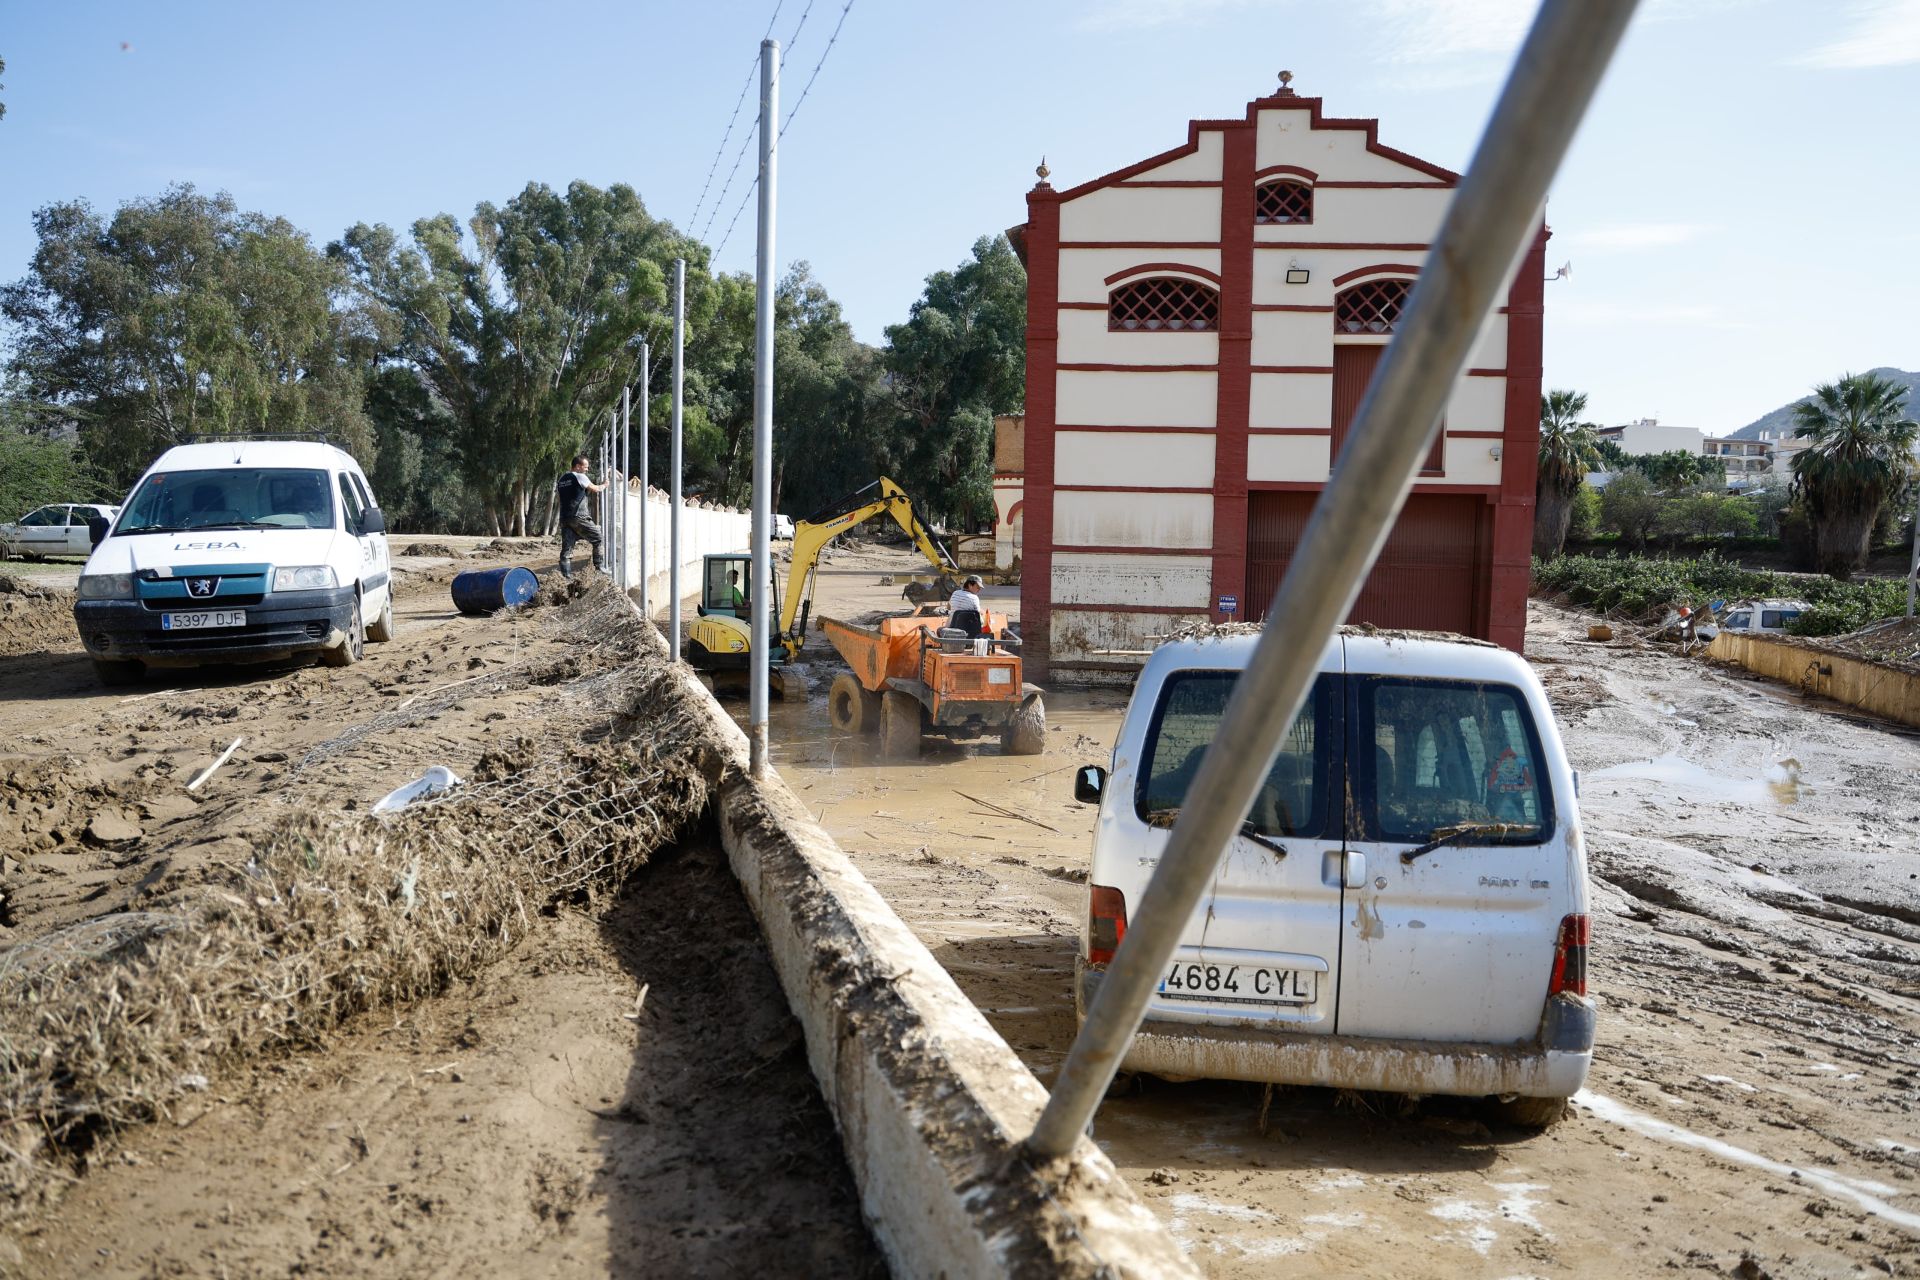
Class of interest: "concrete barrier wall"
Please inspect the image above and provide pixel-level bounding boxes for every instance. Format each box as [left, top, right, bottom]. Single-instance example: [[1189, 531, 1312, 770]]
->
[[1708, 632, 1920, 728], [639, 622, 1196, 1278], [621, 486, 750, 612]]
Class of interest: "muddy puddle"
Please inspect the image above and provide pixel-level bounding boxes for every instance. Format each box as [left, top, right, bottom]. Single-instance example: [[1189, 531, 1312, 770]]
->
[[1588, 753, 1808, 806]]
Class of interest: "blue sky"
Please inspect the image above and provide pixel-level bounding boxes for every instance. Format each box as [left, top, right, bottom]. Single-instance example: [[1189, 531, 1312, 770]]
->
[[2, 0, 1916, 433]]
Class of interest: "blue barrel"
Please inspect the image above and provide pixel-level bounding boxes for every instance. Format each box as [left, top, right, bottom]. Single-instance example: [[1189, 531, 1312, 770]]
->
[[451, 566, 539, 615]]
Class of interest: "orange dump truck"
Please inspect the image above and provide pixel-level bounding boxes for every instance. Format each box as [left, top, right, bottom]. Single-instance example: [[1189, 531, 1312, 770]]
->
[[819, 609, 1046, 758]]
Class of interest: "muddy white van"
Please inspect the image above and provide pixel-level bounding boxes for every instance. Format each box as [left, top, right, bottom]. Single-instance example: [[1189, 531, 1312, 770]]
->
[[72, 438, 394, 684], [1072, 627, 1592, 1125]]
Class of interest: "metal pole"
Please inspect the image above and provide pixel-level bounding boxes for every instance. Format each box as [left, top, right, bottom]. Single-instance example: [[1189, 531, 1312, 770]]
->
[[749, 38, 779, 775], [639, 341, 651, 621], [1906, 469, 1918, 618], [670, 258, 686, 658], [620, 387, 631, 591], [1026, 0, 1642, 1159], [601, 425, 611, 565]]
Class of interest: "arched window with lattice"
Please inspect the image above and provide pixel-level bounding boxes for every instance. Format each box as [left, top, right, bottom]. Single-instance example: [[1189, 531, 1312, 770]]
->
[[1255, 178, 1313, 225], [1335, 278, 1411, 335], [1108, 277, 1220, 332]]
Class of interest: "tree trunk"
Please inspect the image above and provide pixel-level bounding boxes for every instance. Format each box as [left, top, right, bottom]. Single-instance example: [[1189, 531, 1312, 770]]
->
[[1533, 484, 1575, 560], [1814, 507, 1875, 580]]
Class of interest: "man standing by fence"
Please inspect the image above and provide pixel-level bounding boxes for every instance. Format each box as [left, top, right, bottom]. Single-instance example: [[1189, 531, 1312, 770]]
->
[[555, 454, 607, 579]]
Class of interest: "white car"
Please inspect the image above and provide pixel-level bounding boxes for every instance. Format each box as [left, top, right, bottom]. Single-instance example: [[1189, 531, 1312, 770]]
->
[[1071, 628, 1592, 1126], [1, 503, 121, 559], [1695, 598, 1810, 642], [72, 439, 394, 684]]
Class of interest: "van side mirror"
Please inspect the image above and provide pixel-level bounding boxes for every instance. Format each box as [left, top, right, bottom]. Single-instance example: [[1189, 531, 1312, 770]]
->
[[88, 517, 111, 547], [1073, 765, 1107, 804], [358, 507, 387, 535]]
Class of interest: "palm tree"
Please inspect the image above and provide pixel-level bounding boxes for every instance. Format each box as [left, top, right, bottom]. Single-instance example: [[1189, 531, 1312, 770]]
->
[[1789, 372, 1919, 578], [1534, 389, 1601, 558]]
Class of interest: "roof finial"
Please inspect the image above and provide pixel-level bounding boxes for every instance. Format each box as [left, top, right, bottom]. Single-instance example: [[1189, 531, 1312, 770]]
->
[[1277, 69, 1296, 96], [1036, 155, 1051, 183]]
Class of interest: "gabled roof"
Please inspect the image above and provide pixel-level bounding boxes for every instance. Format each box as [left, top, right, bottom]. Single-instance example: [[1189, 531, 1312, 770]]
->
[[1053, 92, 1458, 203]]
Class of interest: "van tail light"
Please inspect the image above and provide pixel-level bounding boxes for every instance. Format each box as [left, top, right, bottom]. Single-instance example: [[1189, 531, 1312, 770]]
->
[[1548, 913, 1590, 997], [1088, 885, 1129, 965]]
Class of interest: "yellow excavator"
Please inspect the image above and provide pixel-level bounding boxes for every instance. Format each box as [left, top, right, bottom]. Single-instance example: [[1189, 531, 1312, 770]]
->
[[684, 477, 958, 696]]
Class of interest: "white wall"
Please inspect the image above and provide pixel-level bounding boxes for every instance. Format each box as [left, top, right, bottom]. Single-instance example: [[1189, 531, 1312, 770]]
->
[[620, 485, 751, 612]]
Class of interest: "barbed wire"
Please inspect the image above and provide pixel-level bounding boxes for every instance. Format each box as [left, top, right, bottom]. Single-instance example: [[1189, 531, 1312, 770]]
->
[[697, 0, 819, 244], [711, 0, 858, 260], [686, 0, 788, 233]]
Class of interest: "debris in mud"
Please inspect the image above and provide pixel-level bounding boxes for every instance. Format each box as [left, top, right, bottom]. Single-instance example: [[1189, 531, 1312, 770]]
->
[[0, 582, 727, 1223], [398, 541, 460, 558], [474, 537, 546, 557]]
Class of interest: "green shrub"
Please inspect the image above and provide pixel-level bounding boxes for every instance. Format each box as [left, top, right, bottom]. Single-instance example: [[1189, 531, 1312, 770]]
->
[[1567, 485, 1600, 542], [1531, 551, 1905, 636]]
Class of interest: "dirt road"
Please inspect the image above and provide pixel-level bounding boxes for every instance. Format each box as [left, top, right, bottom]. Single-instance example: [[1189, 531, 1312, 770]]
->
[[753, 549, 1920, 1277], [0, 548, 880, 1276]]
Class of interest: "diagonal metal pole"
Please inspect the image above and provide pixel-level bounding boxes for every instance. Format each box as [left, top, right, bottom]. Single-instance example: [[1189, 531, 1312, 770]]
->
[[1026, 0, 1642, 1159]]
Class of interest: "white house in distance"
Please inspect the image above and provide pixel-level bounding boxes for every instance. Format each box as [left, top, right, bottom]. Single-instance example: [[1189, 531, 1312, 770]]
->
[[1594, 418, 1706, 457], [1007, 77, 1546, 681]]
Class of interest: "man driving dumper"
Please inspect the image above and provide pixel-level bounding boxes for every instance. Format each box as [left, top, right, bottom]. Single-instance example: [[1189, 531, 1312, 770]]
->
[[948, 575, 986, 639]]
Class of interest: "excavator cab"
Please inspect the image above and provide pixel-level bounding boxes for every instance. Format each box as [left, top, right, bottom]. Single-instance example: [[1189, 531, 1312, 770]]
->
[[697, 553, 778, 623]]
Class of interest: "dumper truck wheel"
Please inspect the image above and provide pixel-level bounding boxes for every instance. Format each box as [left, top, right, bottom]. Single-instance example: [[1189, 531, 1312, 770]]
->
[[829, 673, 880, 734], [1002, 694, 1046, 756], [880, 690, 922, 759]]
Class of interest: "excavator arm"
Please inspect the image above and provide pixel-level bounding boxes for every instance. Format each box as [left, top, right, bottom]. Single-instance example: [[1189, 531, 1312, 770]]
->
[[778, 478, 956, 656]]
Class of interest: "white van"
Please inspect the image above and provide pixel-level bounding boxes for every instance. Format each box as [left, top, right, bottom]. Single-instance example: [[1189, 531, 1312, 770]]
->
[[1072, 627, 1592, 1125], [72, 438, 394, 684]]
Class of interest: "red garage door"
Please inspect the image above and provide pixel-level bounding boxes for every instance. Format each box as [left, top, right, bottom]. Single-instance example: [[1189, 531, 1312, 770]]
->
[[1247, 492, 1486, 636]]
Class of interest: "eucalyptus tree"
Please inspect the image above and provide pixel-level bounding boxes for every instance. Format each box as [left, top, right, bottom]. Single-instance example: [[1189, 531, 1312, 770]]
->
[[1534, 388, 1600, 558], [1789, 371, 1918, 578], [334, 181, 698, 534], [1, 185, 369, 484], [882, 235, 1027, 530]]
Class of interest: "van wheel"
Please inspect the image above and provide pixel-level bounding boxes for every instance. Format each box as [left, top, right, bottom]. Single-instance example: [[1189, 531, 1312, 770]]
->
[[1002, 694, 1046, 756], [828, 673, 880, 734], [322, 598, 365, 667], [879, 690, 922, 760], [1489, 1094, 1568, 1129], [92, 658, 143, 687], [366, 594, 396, 643]]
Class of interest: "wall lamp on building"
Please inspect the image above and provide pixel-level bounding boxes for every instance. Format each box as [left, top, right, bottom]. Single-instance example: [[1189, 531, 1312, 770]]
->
[[1285, 259, 1310, 285]]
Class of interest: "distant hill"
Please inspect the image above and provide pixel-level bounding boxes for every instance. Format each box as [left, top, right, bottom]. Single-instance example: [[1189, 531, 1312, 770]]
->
[[1728, 367, 1920, 441]]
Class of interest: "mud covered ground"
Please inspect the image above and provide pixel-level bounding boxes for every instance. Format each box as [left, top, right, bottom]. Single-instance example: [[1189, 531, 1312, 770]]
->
[[755, 551, 1920, 1278], [0, 547, 880, 1277]]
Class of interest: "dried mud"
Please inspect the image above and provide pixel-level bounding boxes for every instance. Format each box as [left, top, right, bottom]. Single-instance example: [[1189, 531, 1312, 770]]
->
[[0, 549, 880, 1276]]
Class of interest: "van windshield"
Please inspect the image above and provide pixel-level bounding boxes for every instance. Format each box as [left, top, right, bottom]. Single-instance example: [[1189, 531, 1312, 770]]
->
[[1136, 671, 1334, 838], [118, 468, 336, 533], [1358, 678, 1548, 844]]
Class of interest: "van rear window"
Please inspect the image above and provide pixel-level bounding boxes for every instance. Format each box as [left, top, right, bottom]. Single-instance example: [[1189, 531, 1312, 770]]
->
[[1135, 672, 1334, 838], [1358, 678, 1549, 844]]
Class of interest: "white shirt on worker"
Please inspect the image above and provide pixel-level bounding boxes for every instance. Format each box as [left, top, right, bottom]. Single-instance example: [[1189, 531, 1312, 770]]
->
[[949, 588, 983, 617]]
